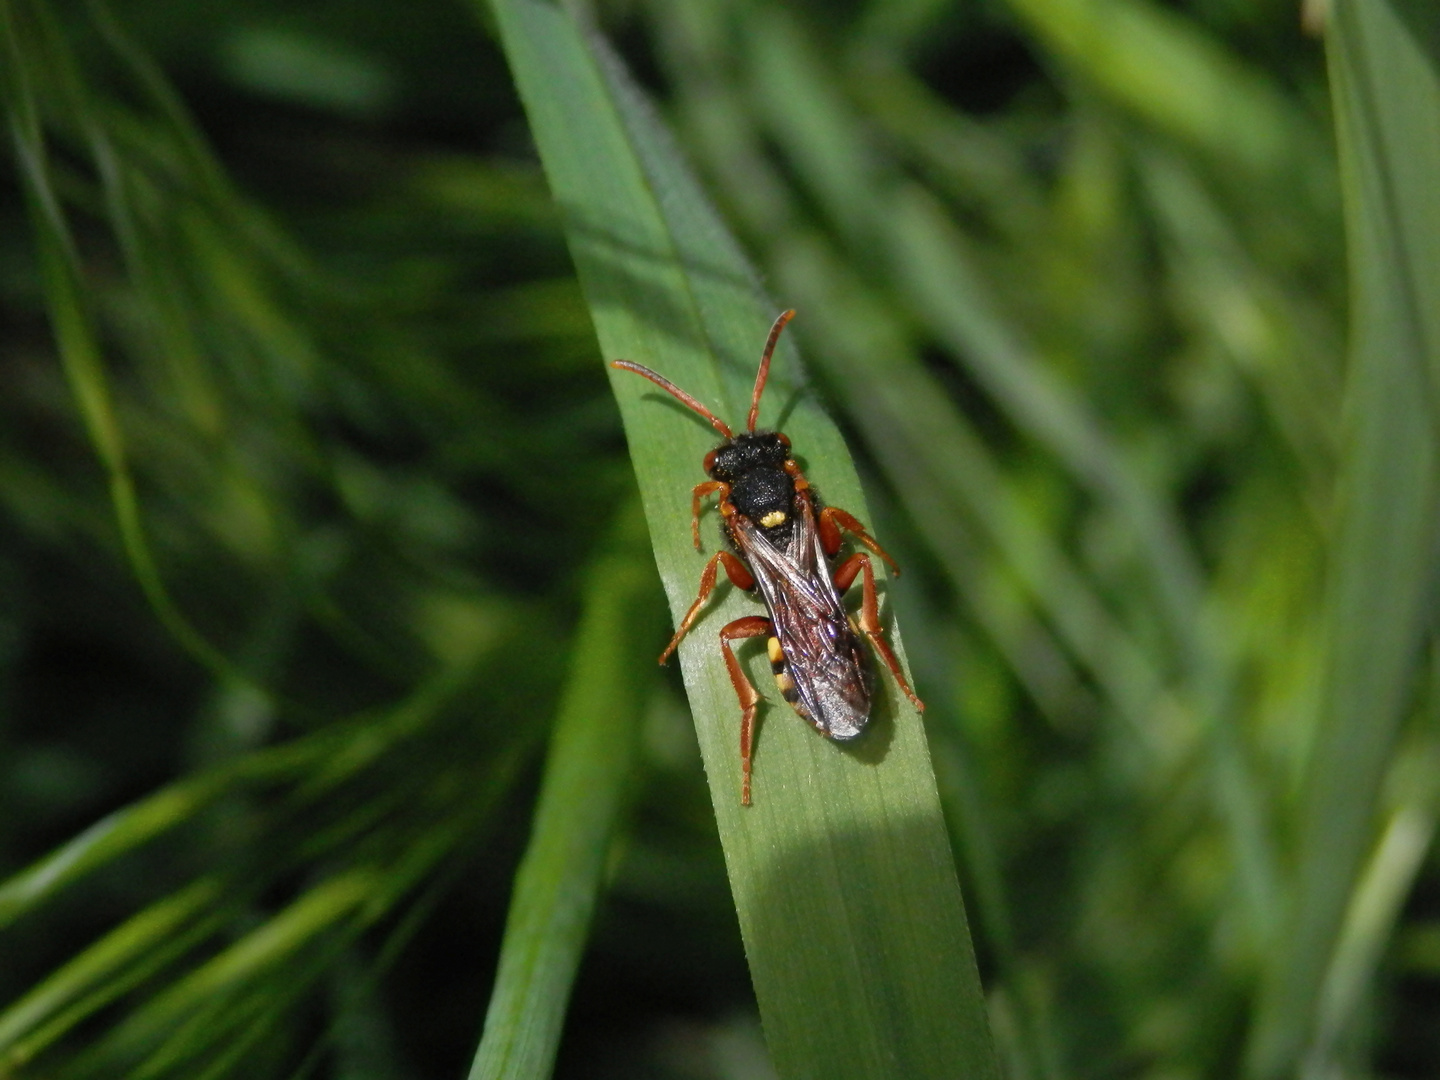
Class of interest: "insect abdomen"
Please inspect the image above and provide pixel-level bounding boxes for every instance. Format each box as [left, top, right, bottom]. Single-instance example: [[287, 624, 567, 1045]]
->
[[766, 630, 869, 741], [767, 635, 802, 706]]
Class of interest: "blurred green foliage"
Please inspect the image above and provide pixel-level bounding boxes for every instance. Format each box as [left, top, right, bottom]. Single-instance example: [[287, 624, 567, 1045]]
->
[[0, 0, 1436, 1078]]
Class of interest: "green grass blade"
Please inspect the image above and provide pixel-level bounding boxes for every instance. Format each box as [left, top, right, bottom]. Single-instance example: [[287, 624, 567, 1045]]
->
[[468, 515, 657, 1080], [1248, 2, 1440, 1074], [485, 3, 998, 1076], [0, 0, 251, 685], [0, 881, 223, 1066], [1310, 739, 1440, 1066], [0, 656, 488, 931], [1004, 0, 1308, 183], [71, 751, 522, 1079]]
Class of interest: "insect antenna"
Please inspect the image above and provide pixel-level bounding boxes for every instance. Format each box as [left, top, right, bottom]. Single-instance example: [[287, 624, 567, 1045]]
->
[[747, 309, 796, 432], [611, 359, 735, 439]]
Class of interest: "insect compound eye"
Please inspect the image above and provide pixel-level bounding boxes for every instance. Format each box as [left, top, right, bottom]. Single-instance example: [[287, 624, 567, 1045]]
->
[[776, 432, 791, 449], [703, 449, 718, 474]]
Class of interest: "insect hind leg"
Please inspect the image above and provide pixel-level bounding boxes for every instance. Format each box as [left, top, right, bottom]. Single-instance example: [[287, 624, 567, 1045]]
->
[[720, 615, 772, 806], [833, 553, 925, 713]]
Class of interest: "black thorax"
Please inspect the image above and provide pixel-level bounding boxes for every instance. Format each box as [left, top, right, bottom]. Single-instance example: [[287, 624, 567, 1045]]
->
[[708, 432, 796, 545]]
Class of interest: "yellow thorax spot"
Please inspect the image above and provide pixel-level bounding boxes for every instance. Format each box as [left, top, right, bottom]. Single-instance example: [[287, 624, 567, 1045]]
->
[[759, 510, 787, 529]]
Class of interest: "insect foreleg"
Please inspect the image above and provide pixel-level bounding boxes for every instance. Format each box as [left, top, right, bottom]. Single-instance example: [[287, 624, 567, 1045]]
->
[[659, 550, 755, 664], [689, 480, 729, 550], [833, 553, 925, 712], [719, 615, 772, 806]]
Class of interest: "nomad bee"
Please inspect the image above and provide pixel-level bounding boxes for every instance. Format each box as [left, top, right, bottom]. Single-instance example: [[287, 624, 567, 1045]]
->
[[613, 310, 924, 805]]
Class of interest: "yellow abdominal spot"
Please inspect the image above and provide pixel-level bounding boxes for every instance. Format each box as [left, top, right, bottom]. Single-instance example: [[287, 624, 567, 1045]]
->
[[767, 637, 785, 664], [759, 510, 787, 528]]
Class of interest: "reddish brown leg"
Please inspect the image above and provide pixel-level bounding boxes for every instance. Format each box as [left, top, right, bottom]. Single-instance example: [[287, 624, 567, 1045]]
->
[[783, 461, 898, 571], [820, 506, 901, 575], [719, 615, 772, 806], [689, 480, 729, 550], [833, 553, 925, 712], [659, 551, 755, 664]]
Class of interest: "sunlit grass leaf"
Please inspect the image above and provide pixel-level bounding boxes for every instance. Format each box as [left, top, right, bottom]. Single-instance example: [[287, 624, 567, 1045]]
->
[[484, 1, 997, 1076]]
